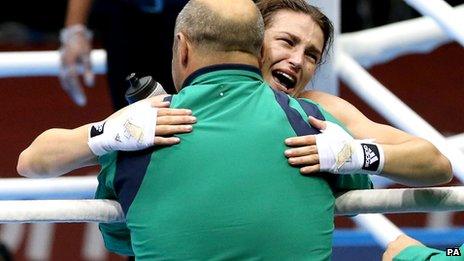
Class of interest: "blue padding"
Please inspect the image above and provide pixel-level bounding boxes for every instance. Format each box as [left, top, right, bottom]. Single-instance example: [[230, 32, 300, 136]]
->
[[333, 228, 464, 247], [296, 99, 325, 121], [272, 89, 321, 136], [114, 148, 155, 214], [163, 95, 172, 103]]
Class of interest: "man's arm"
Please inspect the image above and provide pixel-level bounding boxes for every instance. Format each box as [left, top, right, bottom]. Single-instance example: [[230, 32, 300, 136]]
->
[[287, 91, 452, 186], [17, 97, 196, 178]]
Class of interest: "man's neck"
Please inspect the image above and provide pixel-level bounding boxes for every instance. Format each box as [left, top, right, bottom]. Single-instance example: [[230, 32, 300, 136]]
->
[[192, 51, 260, 71], [176, 50, 260, 90]]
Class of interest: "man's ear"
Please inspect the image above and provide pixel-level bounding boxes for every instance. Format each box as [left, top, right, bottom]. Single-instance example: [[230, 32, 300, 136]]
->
[[258, 45, 265, 68], [176, 32, 190, 68]]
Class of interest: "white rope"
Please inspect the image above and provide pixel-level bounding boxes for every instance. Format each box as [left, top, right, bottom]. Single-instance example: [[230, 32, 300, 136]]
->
[[0, 49, 106, 78], [1, 187, 463, 223], [351, 214, 404, 248], [448, 133, 464, 147], [0, 199, 123, 223], [339, 4, 464, 67], [338, 185, 464, 248], [336, 186, 464, 215], [0, 4, 462, 79], [0, 176, 97, 199], [337, 50, 464, 183], [403, 0, 464, 47], [4, 170, 464, 201]]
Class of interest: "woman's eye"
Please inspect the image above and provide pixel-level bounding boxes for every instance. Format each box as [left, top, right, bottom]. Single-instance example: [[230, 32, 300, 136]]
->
[[306, 53, 318, 63], [280, 38, 293, 46]]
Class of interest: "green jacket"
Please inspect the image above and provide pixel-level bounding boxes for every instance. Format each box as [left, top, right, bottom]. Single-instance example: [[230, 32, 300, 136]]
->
[[394, 244, 464, 261], [96, 64, 372, 260]]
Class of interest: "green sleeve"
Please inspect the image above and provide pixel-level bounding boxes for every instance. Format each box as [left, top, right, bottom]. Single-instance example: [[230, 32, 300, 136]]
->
[[299, 98, 373, 192], [394, 244, 464, 261], [95, 153, 134, 256]]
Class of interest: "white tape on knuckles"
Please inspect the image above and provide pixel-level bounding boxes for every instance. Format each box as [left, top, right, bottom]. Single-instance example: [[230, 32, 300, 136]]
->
[[316, 122, 384, 175], [88, 101, 157, 156]]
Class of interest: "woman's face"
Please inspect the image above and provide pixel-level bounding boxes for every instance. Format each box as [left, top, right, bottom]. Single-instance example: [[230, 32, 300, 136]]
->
[[260, 10, 324, 96]]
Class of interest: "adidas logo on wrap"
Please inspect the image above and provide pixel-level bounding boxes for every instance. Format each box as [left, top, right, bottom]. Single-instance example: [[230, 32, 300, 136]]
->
[[361, 143, 380, 171], [90, 122, 106, 138]]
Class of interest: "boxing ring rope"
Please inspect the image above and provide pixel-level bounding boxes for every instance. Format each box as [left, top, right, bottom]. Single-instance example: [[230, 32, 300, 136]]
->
[[335, 186, 464, 215], [403, 0, 464, 46], [1, 4, 463, 78], [0, 187, 463, 223], [0, 176, 97, 200], [0, 177, 448, 247], [0, 50, 106, 78], [0, 200, 123, 223], [448, 133, 464, 147], [339, 4, 464, 67], [4, 173, 464, 204]]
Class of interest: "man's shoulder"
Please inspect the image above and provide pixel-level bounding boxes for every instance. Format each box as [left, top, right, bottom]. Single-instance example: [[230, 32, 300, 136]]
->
[[299, 90, 360, 125]]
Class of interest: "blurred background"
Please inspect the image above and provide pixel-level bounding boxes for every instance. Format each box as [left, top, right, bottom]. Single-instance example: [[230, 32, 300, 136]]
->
[[0, 0, 463, 260]]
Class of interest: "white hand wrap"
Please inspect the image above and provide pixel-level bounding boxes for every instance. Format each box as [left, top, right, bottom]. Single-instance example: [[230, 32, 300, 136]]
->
[[59, 24, 93, 45], [88, 101, 157, 156], [59, 24, 94, 106], [316, 121, 385, 175]]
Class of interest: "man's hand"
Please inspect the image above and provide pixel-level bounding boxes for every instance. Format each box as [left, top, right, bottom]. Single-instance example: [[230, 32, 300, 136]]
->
[[383, 234, 424, 261], [59, 24, 94, 106]]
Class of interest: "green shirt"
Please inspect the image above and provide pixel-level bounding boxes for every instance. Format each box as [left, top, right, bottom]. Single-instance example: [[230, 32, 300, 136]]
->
[[394, 244, 464, 261], [96, 64, 372, 260]]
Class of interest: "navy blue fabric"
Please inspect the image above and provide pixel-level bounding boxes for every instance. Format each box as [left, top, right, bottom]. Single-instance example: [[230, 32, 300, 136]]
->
[[163, 95, 172, 103], [114, 148, 155, 214], [272, 89, 321, 136], [297, 99, 325, 121]]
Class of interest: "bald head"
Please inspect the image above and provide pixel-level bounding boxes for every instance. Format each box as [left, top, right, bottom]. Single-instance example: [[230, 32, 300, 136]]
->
[[200, 0, 259, 21], [174, 0, 264, 56]]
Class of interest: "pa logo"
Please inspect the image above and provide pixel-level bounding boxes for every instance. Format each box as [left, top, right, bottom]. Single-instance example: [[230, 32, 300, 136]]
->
[[446, 248, 461, 256]]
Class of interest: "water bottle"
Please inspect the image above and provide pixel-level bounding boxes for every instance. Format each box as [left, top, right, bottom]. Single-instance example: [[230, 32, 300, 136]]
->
[[125, 73, 167, 104]]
